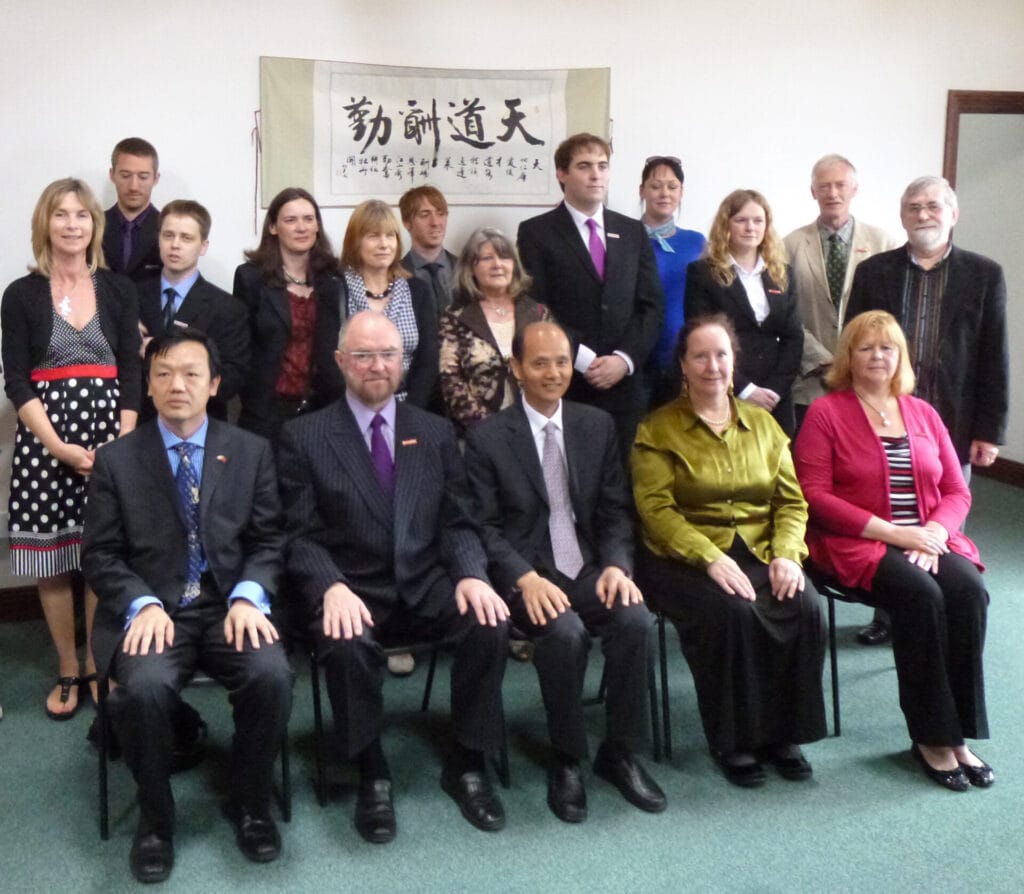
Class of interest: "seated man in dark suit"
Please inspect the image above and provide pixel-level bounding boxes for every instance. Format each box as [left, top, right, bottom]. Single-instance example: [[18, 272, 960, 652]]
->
[[517, 133, 664, 463], [83, 328, 293, 884], [465, 321, 665, 823], [137, 200, 250, 421], [102, 137, 163, 282], [279, 310, 509, 843]]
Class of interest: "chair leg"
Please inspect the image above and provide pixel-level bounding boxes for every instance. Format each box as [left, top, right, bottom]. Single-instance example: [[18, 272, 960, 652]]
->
[[493, 696, 511, 789], [309, 650, 327, 806], [828, 595, 841, 737], [647, 651, 662, 763], [279, 731, 292, 822], [658, 614, 672, 760], [421, 645, 439, 713], [98, 675, 110, 841]]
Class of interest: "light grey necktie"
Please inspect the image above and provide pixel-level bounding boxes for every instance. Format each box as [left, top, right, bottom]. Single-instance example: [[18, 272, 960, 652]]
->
[[541, 421, 584, 579]]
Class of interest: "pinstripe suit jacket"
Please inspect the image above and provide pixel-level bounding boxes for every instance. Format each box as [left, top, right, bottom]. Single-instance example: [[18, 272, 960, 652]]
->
[[278, 397, 490, 622]]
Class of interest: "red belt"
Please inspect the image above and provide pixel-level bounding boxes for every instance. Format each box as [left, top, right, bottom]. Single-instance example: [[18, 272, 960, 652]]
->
[[31, 364, 118, 381]]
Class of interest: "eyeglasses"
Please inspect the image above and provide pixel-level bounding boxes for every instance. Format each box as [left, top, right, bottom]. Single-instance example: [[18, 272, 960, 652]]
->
[[645, 155, 682, 166], [343, 349, 401, 366], [904, 202, 948, 215]]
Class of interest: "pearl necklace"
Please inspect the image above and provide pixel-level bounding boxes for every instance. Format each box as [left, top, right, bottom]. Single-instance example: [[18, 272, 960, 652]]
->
[[695, 406, 731, 427], [854, 390, 893, 427]]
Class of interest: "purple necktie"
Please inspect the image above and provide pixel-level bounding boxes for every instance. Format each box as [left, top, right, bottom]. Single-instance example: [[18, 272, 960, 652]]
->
[[122, 217, 137, 269], [586, 218, 605, 281], [370, 414, 394, 496]]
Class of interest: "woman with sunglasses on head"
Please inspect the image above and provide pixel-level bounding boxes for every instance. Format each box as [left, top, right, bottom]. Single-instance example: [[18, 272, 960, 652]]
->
[[639, 156, 705, 407]]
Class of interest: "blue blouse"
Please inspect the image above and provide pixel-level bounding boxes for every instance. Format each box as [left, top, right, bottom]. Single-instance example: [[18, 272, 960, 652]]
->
[[649, 227, 705, 370]]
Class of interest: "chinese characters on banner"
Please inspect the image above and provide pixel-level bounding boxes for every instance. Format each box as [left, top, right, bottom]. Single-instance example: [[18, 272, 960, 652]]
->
[[313, 66, 568, 205]]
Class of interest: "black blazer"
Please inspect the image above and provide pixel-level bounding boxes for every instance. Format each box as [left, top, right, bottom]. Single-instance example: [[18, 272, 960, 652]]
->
[[83, 418, 283, 673], [340, 273, 439, 410], [232, 262, 345, 438], [278, 398, 490, 624], [102, 205, 162, 283], [137, 273, 250, 420], [464, 399, 633, 598], [685, 259, 803, 431], [1, 269, 142, 411], [847, 244, 1008, 462], [517, 204, 664, 412]]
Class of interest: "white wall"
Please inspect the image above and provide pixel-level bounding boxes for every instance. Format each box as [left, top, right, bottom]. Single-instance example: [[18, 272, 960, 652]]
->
[[1, 0, 1023, 466]]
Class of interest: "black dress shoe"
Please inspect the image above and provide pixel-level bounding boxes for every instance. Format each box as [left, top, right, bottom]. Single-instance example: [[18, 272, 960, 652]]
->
[[592, 743, 667, 812], [762, 745, 813, 781], [354, 778, 396, 843], [547, 763, 587, 823], [441, 766, 506, 831], [960, 755, 995, 788], [856, 619, 892, 646], [224, 803, 281, 863], [911, 744, 970, 792], [129, 831, 174, 884], [713, 752, 767, 788]]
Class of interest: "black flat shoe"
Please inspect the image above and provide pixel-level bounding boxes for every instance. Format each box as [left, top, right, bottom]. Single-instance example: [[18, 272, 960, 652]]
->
[[856, 619, 891, 646], [354, 778, 396, 843], [960, 753, 995, 788], [713, 751, 766, 788], [441, 766, 505, 831], [762, 745, 813, 781], [911, 744, 970, 792], [129, 831, 174, 884], [547, 762, 587, 823], [593, 742, 667, 812]]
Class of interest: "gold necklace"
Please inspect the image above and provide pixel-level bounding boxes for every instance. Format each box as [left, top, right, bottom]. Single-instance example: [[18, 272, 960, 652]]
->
[[854, 390, 893, 427]]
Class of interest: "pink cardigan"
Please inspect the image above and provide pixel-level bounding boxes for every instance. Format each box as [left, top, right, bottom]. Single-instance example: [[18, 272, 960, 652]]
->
[[794, 389, 982, 590]]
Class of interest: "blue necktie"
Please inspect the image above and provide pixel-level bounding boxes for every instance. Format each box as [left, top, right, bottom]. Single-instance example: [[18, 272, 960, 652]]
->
[[173, 442, 204, 605]]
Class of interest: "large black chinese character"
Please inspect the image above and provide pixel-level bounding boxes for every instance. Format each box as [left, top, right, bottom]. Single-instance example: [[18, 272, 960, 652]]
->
[[344, 96, 393, 153], [495, 98, 544, 146], [401, 99, 441, 165], [447, 98, 495, 149]]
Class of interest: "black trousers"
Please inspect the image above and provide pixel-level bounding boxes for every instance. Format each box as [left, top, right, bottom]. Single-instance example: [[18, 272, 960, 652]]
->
[[862, 547, 988, 745], [110, 597, 294, 838], [316, 576, 508, 760], [640, 542, 827, 754], [511, 566, 654, 760]]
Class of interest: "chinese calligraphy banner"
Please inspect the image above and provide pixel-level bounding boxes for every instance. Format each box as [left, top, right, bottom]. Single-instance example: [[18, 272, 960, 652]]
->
[[259, 58, 610, 207]]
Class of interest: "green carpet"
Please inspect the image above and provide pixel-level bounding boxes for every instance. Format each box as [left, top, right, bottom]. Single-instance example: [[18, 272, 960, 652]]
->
[[1, 475, 1022, 893]]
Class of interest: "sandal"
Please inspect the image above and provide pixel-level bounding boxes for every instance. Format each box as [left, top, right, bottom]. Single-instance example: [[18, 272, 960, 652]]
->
[[46, 676, 81, 721]]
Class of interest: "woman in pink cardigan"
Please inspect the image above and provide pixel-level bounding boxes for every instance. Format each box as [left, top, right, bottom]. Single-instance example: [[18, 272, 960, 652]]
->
[[794, 311, 992, 792]]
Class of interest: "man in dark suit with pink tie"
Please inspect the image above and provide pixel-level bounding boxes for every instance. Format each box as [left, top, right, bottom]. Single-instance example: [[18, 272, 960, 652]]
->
[[517, 133, 665, 463]]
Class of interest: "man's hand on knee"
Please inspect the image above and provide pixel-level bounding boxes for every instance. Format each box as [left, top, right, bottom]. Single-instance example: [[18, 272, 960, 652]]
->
[[455, 577, 509, 627], [224, 599, 280, 651], [123, 604, 175, 657], [322, 582, 374, 640]]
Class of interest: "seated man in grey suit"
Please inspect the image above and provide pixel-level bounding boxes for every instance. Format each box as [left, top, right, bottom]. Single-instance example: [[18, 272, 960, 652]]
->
[[83, 328, 293, 884], [137, 200, 250, 421], [465, 321, 666, 822], [278, 311, 509, 843]]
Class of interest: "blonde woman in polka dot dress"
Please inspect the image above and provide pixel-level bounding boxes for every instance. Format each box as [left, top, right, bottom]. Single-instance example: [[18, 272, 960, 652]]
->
[[1, 178, 140, 719]]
